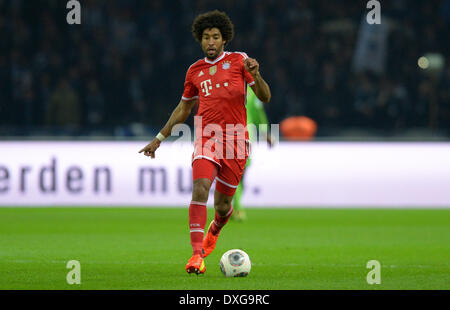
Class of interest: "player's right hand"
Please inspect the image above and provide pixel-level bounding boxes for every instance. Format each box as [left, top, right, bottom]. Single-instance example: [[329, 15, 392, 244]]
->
[[138, 139, 161, 159]]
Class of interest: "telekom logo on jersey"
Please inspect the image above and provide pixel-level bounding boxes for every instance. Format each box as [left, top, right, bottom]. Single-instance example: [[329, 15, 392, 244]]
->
[[171, 116, 279, 160], [200, 79, 212, 97], [200, 79, 229, 97]]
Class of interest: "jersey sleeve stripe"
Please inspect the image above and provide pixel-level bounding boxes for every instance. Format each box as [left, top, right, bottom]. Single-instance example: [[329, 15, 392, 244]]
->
[[248, 81, 255, 86], [182, 96, 199, 101], [187, 59, 203, 71], [235, 51, 249, 59]]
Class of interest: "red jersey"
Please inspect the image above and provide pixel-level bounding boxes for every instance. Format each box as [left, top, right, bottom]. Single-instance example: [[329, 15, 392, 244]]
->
[[182, 51, 255, 142]]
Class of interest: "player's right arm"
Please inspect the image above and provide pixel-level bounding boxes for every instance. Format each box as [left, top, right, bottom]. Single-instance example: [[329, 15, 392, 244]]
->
[[139, 63, 199, 158], [138, 99, 197, 158]]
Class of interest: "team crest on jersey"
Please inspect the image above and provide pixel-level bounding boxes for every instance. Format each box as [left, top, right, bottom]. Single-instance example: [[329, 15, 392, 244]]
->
[[222, 61, 231, 70], [209, 65, 217, 76]]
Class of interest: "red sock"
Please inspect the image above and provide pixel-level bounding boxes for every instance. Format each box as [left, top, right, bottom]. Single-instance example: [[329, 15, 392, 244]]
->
[[189, 201, 207, 256], [210, 205, 233, 235]]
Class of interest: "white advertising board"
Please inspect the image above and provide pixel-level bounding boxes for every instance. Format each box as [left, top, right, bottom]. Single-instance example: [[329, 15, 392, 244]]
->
[[0, 141, 449, 207]]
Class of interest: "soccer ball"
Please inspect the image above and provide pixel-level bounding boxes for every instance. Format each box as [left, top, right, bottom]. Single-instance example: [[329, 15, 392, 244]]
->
[[219, 249, 251, 277]]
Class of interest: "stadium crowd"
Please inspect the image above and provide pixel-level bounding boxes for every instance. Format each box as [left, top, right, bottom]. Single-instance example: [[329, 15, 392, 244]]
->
[[0, 0, 449, 137]]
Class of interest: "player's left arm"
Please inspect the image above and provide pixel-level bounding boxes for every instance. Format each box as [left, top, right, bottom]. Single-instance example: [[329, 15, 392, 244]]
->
[[255, 96, 273, 147], [244, 58, 271, 103]]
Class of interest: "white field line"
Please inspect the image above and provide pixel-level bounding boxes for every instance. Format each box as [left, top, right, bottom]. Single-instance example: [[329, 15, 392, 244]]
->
[[2, 259, 446, 269]]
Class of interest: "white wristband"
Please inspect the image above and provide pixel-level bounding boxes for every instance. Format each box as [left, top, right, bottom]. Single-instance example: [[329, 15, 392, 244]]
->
[[156, 132, 166, 142]]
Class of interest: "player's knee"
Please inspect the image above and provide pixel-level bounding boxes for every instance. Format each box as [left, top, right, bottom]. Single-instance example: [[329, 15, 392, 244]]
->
[[192, 179, 211, 202], [214, 199, 232, 216]]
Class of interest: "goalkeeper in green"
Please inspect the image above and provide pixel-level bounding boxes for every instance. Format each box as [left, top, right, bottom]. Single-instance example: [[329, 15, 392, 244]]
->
[[232, 85, 272, 221]]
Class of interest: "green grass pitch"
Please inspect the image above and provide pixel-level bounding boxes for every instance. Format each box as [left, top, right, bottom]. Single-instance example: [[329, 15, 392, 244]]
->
[[0, 208, 448, 290]]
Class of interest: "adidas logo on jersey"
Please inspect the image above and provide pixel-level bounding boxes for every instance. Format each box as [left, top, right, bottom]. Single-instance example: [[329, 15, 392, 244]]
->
[[198, 71, 204, 77]]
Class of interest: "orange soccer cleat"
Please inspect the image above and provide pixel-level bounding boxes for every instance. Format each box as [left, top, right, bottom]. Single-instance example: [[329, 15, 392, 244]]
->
[[185, 254, 206, 275], [202, 221, 220, 258]]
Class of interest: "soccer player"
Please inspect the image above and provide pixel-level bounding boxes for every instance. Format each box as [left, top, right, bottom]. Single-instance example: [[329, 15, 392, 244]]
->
[[139, 10, 271, 275], [231, 85, 272, 221]]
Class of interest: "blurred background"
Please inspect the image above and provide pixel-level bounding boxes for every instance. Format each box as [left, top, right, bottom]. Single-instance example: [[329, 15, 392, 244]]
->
[[0, 0, 449, 140]]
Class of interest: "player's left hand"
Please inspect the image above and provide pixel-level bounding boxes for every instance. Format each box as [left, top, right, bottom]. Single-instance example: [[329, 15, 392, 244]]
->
[[267, 136, 273, 148], [244, 58, 259, 77]]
